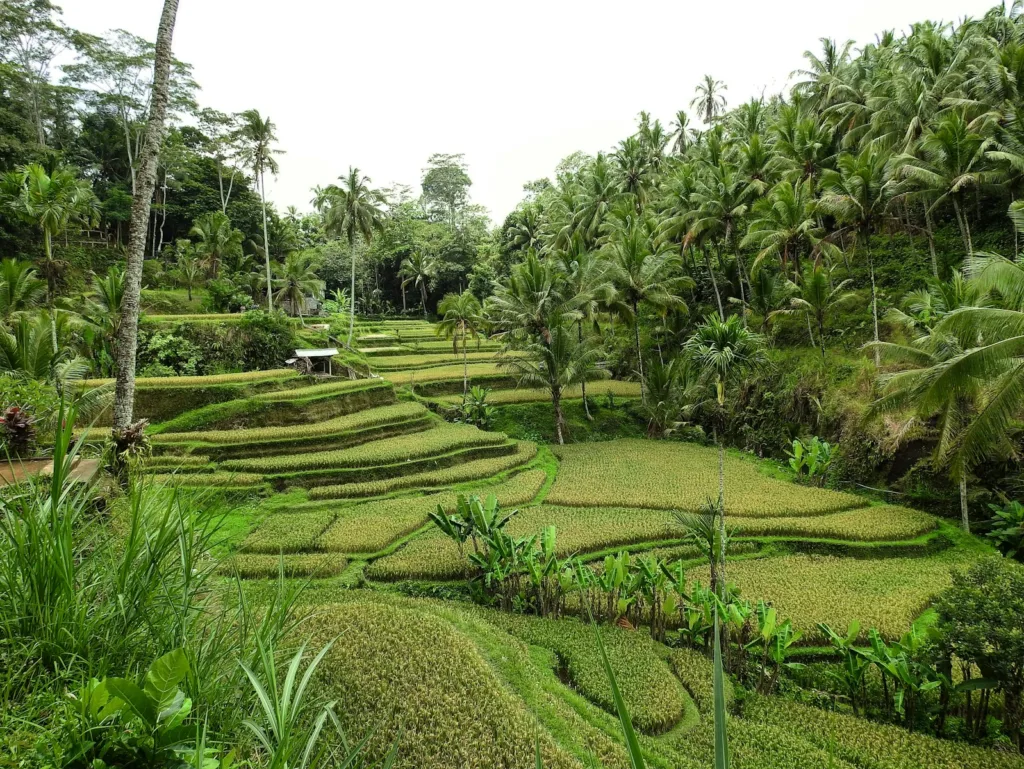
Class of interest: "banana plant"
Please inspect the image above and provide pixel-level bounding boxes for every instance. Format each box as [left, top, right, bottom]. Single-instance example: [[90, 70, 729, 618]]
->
[[745, 601, 804, 694], [818, 620, 870, 715]]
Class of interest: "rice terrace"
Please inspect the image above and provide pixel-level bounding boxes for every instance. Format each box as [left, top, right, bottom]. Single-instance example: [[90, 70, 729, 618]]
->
[[5, 1, 1024, 768]]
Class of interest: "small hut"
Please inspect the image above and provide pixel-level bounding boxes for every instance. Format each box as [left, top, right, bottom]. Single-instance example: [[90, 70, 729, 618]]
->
[[286, 347, 338, 376]]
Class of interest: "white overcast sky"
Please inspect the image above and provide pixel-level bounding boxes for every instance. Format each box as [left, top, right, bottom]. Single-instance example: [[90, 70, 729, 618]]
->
[[58, 0, 997, 224]]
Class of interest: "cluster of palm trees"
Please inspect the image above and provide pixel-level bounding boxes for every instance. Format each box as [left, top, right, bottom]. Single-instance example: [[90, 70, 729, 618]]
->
[[488, 7, 1024, 524]]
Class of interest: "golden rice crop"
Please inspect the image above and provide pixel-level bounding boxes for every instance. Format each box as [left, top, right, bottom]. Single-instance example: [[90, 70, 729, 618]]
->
[[149, 471, 264, 488], [308, 601, 579, 769], [731, 505, 937, 542], [220, 424, 508, 473], [433, 380, 642, 405], [81, 368, 298, 389], [742, 695, 1024, 769], [317, 469, 547, 555], [382, 362, 506, 385], [240, 511, 337, 553], [369, 352, 498, 370], [547, 439, 866, 516], [667, 648, 730, 715], [146, 454, 212, 470], [221, 553, 346, 579], [688, 550, 974, 639], [487, 613, 690, 734], [308, 441, 538, 499], [152, 402, 427, 447], [250, 378, 383, 402], [365, 530, 462, 580]]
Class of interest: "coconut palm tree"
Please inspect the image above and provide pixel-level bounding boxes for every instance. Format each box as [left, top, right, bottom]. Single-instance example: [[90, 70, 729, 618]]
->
[[497, 320, 607, 445], [314, 167, 387, 346], [691, 75, 728, 125], [779, 265, 858, 359], [741, 178, 823, 281], [817, 146, 898, 357], [0, 259, 45, 324], [436, 290, 483, 400], [894, 111, 993, 255], [605, 223, 692, 398], [237, 109, 283, 311], [686, 313, 766, 593], [729, 267, 796, 336], [190, 211, 244, 278], [272, 252, 323, 324], [398, 251, 437, 319], [112, 0, 179, 432]]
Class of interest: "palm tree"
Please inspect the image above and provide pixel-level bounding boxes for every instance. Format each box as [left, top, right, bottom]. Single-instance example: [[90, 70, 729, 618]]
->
[[398, 251, 437, 319], [497, 321, 607, 445], [554, 234, 618, 419], [819, 146, 901, 363], [436, 290, 483, 400], [686, 313, 766, 594], [237, 109, 283, 311], [691, 75, 728, 125], [866, 319, 988, 533], [741, 178, 822, 281], [730, 267, 795, 336], [488, 251, 577, 349], [780, 265, 858, 359], [669, 110, 691, 155], [605, 223, 692, 397], [272, 252, 324, 324], [894, 111, 993, 255], [314, 167, 387, 346], [0, 259, 45, 323], [112, 0, 179, 432], [0, 164, 98, 328], [171, 245, 203, 301], [190, 211, 244, 278]]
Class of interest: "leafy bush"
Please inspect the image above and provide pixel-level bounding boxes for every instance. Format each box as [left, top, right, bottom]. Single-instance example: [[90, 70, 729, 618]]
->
[[237, 310, 297, 371]]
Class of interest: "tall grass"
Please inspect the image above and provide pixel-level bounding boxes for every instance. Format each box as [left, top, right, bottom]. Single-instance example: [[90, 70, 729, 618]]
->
[[0, 400, 305, 742]]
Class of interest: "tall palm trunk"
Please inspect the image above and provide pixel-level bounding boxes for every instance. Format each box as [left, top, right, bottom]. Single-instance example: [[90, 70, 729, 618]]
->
[[461, 323, 469, 403], [633, 299, 645, 404], [113, 0, 179, 431], [704, 249, 724, 317], [924, 203, 940, 278], [959, 475, 970, 533], [347, 232, 356, 347], [952, 196, 973, 256], [578, 320, 591, 420], [260, 168, 273, 311], [552, 384, 566, 445]]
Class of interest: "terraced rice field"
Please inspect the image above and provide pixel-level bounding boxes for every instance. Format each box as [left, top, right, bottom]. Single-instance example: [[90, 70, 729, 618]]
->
[[141, 317, 1010, 769]]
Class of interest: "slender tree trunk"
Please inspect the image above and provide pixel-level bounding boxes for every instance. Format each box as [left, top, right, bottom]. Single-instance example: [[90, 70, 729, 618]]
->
[[552, 386, 565, 445], [704, 249, 724, 317], [959, 475, 970, 533], [579, 320, 592, 420], [924, 204, 940, 278], [952, 196, 973, 255], [461, 325, 468, 403], [260, 169, 273, 311], [347, 233, 356, 347], [113, 0, 179, 430], [633, 299, 645, 404]]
